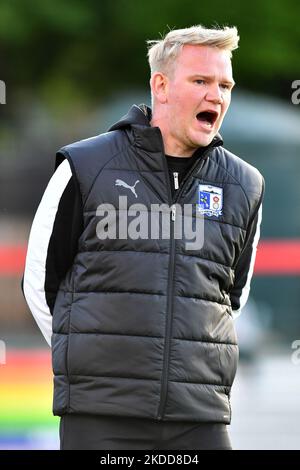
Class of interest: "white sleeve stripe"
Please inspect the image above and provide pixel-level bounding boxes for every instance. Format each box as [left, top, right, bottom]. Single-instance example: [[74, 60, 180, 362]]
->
[[233, 204, 263, 319], [23, 159, 72, 346]]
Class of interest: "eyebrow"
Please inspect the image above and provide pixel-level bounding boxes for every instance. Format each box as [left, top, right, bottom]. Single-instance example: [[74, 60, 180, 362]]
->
[[190, 74, 235, 87]]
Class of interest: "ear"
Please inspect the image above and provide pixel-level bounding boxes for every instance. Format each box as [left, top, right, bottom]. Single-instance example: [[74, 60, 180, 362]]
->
[[150, 72, 168, 104]]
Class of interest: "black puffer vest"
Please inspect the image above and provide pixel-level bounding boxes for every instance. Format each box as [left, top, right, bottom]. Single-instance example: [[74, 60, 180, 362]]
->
[[52, 104, 263, 423]]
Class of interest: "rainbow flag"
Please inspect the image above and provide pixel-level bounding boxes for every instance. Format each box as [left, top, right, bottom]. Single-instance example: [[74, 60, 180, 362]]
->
[[0, 349, 59, 449]]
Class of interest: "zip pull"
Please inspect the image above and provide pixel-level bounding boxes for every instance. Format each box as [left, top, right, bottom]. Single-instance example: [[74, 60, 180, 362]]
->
[[173, 172, 179, 190], [171, 204, 176, 221]]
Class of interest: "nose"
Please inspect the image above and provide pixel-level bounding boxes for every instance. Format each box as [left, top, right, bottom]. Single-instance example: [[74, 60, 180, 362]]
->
[[205, 84, 223, 105]]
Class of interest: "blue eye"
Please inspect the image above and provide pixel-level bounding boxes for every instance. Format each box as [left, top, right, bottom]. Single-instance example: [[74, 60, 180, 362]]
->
[[195, 79, 205, 85]]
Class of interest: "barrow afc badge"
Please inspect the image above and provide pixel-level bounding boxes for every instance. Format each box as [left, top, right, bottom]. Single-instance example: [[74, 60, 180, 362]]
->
[[197, 184, 223, 217]]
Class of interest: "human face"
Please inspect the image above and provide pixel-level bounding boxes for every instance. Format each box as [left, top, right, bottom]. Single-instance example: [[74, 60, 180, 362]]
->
[[160, 45, 235, 155]]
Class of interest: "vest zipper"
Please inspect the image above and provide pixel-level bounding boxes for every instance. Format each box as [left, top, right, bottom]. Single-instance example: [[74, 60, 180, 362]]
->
[[157, 199, 176, 420], [173, 172, 179, 190], [171, 204, 176, 221], [156, 132, 219, 421]]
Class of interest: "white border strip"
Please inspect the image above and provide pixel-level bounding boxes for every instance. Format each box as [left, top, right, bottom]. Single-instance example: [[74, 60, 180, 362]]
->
[[23, 159, 72, 346], [232, 203, 263, 319]]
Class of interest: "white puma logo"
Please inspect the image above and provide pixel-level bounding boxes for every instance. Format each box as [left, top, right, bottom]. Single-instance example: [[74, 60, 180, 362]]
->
[[115, 179, 140, 198]]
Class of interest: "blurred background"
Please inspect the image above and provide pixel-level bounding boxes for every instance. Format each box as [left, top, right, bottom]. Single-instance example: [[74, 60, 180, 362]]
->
[[0, 0, 300, 450]]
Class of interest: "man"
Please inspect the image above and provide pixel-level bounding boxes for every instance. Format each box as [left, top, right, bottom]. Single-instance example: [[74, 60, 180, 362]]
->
[[22, 25, 264, 450]]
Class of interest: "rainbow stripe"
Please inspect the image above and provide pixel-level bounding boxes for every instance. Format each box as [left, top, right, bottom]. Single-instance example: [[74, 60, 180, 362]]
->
[[0, 349, 59, 448]]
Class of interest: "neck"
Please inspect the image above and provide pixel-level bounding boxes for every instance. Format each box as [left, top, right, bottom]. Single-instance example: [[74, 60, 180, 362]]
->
[[150, 114, 196, 158]]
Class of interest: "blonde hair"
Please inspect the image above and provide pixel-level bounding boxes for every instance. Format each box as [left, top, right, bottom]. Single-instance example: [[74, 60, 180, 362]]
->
[[147, 25, 239, 76]]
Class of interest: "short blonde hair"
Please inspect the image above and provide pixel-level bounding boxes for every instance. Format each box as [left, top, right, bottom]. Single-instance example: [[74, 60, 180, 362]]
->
[[147, 25, 239, 76]]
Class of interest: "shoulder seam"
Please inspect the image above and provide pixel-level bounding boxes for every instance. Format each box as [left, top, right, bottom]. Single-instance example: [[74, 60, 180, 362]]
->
[[59, 131, 133, 207], [209, 150, 263, 213], [57, 149, 83, 208], [83, 139, 135, 207]]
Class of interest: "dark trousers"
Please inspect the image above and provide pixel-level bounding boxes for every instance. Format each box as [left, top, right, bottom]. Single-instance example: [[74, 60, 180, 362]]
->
[[60, 414, 232, 450]]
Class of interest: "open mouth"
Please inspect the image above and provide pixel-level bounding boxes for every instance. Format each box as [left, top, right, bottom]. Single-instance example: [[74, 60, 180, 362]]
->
[[196, 110, 219, 127]]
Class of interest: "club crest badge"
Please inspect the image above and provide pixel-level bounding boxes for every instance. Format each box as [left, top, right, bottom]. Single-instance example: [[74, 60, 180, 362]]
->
[[197, 184, 223, 217]]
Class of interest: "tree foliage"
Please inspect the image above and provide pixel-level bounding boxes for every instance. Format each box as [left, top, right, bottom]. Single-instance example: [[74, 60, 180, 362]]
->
[[0, 0, 299, 108]]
